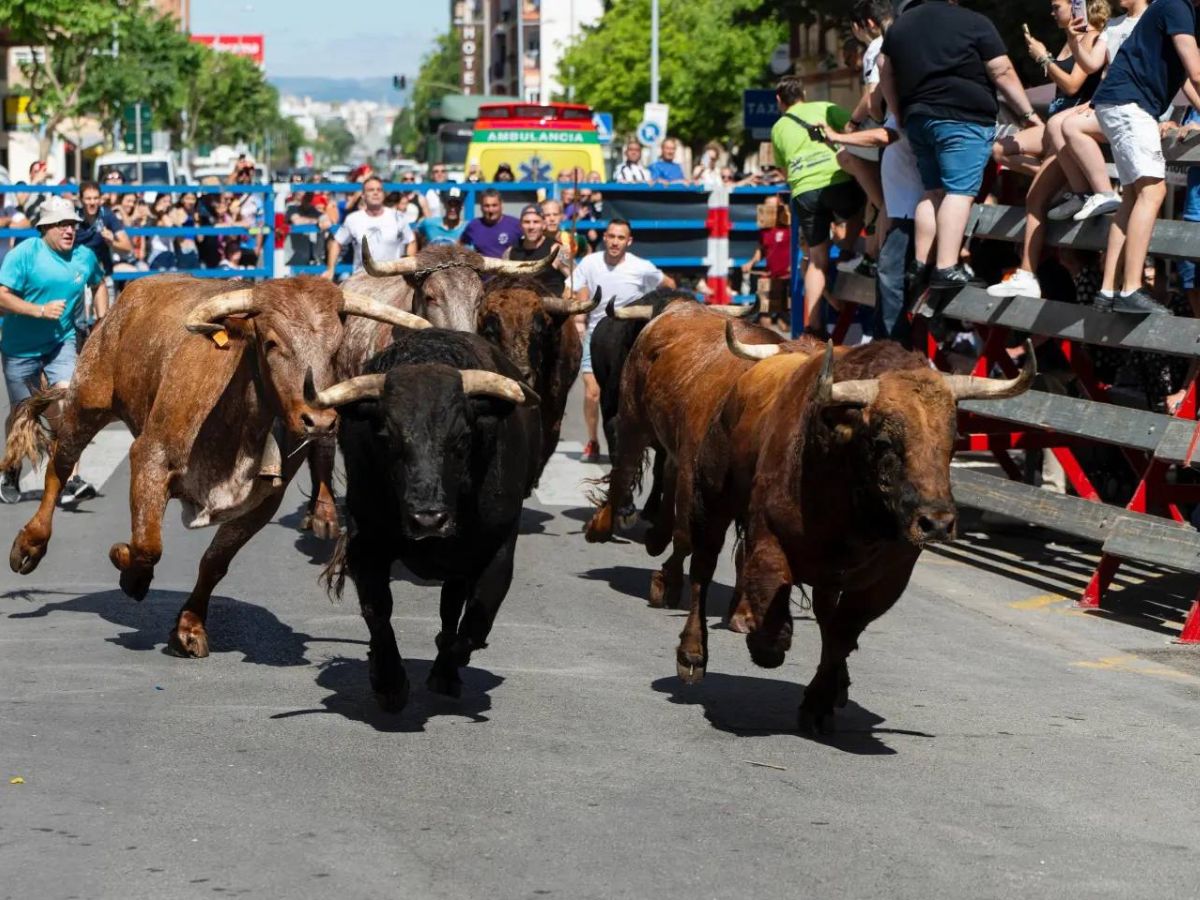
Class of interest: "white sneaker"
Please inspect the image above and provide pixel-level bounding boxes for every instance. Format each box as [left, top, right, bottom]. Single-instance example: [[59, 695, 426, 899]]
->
[[1073, 192, 1120, 221], [986, 268, 1041, 299], [1047, 193, 1084, 221]]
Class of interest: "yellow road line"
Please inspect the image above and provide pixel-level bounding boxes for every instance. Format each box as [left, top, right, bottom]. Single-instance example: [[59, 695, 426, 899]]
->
[[1009, 593, 1069, 611], [1071, 655, 1195, 682]]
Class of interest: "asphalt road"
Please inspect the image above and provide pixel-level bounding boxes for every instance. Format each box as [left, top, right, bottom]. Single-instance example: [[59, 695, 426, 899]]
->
[[2, 385, 1200, 900]]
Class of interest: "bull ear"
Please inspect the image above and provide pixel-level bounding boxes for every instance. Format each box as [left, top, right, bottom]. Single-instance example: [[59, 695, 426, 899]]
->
[[819, 404, 866, 444]]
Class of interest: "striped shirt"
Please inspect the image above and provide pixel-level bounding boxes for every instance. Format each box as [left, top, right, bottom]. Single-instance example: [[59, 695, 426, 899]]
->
[[613, 162, 651, 184]]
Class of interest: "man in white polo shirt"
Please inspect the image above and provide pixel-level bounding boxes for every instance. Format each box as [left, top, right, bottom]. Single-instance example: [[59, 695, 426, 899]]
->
[[570, 218, 674, 463], [323, 175, 416, 278]]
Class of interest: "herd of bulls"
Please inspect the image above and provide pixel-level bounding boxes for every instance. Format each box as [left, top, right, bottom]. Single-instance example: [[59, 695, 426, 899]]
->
[[1, 242, 1034, 733]]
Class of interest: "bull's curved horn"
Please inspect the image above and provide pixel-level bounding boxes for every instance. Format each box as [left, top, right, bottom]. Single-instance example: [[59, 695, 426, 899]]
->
[[942, 339, 1037, 401], [543, 285, 600, 317], [814, 341, 837, 406], [362, 238, 419, 276], [339, 290, 432, 330], [610, 301, 653, 320], [304, 370, 386, 409], [481, 242, 560, 275], [184, 289, 257, 334], [724, 320, 781, 361], [829, 379, 880, 407], [460, 370, 540, 406], [707, 299, 757, 318]]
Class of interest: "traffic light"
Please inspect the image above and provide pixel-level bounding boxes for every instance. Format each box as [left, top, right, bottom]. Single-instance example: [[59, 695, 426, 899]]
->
[[393, 75, 407, 91]]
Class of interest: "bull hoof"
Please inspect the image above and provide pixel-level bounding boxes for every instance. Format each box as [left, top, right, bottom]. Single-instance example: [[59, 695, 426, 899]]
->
[[643, 526, 671, 557], [725, 608, 754, 634], [119, 567, 154, 602], [375, 680, 410, 714], [675, 653, 706, 684], [584, 506, 613, 543], [299, 513, 314, 531], [168, 624, 209, 659], [798, 707, 836, 736], [426, 669, 463, 698], [648, 570, 667, 608], [746, 634, 787, 669], [309, 515, 341, 541], [9, 530, 46, 575]]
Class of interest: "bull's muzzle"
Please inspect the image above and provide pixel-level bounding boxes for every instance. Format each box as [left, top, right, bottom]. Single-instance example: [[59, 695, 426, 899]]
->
[[299, 406, 337, 435], [913, 505, 957, 544], [406, 508, 454, 540]]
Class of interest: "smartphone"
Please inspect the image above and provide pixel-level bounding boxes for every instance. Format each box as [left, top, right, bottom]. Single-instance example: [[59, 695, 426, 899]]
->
[[1070, 0, 1085, 19], [1022, 22, 1030, 36]]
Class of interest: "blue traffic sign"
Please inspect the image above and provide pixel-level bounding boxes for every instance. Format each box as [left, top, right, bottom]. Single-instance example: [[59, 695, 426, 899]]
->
[[593, 112, 614, 144], [636, 120, 662, 146], [743, 89, 780, 136]]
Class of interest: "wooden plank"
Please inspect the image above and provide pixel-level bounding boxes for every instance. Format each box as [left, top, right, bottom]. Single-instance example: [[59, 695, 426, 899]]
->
[[1162, 131, 1200, 165], [830, 270, 876, 308], [970, 204, 1200, 261], [958, 389, 1200, 464], [950, 468, 1200, 574], [942, 287, 1200, 360]]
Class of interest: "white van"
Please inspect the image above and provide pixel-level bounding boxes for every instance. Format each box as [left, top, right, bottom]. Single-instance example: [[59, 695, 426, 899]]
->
[[94, 151, 181, 186]]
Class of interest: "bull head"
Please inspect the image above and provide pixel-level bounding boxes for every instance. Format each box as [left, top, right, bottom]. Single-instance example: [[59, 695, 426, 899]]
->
[[304, 369, 540, 409], [610, 295, 756, 320], [361, 237, 560, 279], [542, 286, 600, 318]]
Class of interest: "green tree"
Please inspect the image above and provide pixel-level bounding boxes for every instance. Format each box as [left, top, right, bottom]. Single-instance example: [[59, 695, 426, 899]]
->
[[0, 0, 125, 159], [314, 120, 356, 167], [557, 0, 785, 146], [174, 46, 283, 150], [398, 31, 461, 158]]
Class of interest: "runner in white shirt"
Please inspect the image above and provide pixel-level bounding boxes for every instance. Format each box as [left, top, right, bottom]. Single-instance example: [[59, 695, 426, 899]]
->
[[324, 176, 416, 278], [569, 218, 675, 462]]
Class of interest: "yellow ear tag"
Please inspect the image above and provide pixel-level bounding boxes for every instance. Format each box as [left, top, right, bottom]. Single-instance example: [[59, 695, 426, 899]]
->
[[211, 329, 229, 348]]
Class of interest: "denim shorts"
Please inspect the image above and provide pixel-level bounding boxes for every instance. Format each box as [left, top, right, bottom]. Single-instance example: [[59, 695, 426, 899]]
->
[[1180, 166, 1200, 290], [2, 339, 77, 407], [581, 327, 594, 375], [905, 115, 997, 197]]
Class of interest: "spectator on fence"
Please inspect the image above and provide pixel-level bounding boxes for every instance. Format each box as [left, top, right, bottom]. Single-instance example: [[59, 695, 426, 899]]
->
[[539, 199, 588, 258], [395, 172, 423, 225], [285, 191, 323, 266], [423, 164, 450, 219], [879, 0, 1041, 292], [230, 159, 263, 266], [648, 137, 688, 184], [415, 189, 467, 247], [174, 192, 200, 270], [494, 162, 516, 183], [570, 219, 675, 463], [461, 188, 522, 259], [692, 144, 724, 189], [986, 0, 1110, 301], [741, 194, 791, 327], [613, 141, 652, 183], [75, 181, 132, 286], [771, 74, 865, 333], [504, 204, 573, 298], [195, 193, 232, 269], [324, 175, 416, 279], [465, 163, 484, 183], [218, 236, 246, 270], [145, 194, 177, 271], [0, 201, 24, 264], [1051, 0, 1152, 222], [1089, 0, 1200, 315], [112, 194, 148, 271], [15, 161, 53, 231], [0, 197, 107, 505]]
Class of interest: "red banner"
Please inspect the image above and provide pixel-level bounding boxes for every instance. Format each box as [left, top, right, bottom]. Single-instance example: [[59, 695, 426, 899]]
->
[[191, 34, 265, 68]]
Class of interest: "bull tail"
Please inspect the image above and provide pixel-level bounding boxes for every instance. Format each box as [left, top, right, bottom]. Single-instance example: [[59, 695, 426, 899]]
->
[[0, 386, 69, 472], [319, 529, 349, 601], [584, 446, 648, 510]]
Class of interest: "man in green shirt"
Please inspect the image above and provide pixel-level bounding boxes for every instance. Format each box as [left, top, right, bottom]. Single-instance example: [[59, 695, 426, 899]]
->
[[771, 75, 866, 332]]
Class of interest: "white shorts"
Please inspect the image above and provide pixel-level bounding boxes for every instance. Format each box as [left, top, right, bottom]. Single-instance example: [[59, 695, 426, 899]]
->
[[1095, 102, 1165, 186]]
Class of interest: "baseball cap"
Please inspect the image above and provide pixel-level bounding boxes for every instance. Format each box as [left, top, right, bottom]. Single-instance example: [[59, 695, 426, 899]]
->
[[519, 204, 543, 218], [36, 196, 83, 228], [442, 187, 464, 207]]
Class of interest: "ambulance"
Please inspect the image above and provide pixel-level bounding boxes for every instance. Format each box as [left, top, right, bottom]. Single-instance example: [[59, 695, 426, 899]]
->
[[465, 102, 607, 182]]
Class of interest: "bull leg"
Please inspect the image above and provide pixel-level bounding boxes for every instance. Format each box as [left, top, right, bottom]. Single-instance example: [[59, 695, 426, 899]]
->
[[641, 449, 666, 521], [799, 557, 917, 735], [9, 404, 111, 576], [301, 438, 340, 540], [585, 411, 651, 543], [168, 486, 287, 659], [740, 533, 795, 669], [725, 539, 752, 633], [642, 455, 676, 556], [432, 529, 517, 695], [346, 536, 407, 712], [649, 460, 692, 609], [426, 578, 470, 698], [108, 437, 171, 601], [676, 507, 729, 684]]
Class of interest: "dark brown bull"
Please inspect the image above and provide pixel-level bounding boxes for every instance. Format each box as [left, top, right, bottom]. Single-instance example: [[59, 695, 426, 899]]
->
[[2, 274, 423, 657], [477, 275, 596, 478], [583, 302, 790, 609], [678, 329, 1034, 733], [301, 241, 560, 538]]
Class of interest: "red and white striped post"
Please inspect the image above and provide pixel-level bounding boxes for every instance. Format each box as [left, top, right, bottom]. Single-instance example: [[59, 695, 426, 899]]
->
[[705, 183, 732, 304]]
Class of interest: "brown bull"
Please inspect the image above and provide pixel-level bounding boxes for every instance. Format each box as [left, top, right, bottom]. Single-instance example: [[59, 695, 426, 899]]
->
[[678, 329, 1034, 734], [583, 302, 791, 608], [3, 274, 423, 657], [478, 275, 596, 478], [301, 240, 559, 538]]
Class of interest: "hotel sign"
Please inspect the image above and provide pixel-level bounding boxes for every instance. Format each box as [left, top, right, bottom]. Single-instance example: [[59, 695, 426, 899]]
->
[[453, 1, 483, 95]]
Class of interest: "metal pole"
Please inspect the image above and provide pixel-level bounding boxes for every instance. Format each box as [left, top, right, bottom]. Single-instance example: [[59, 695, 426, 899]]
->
[[134, 102, 144, 183], [517, 2, 526, 100], [651, 0, 660, 104]]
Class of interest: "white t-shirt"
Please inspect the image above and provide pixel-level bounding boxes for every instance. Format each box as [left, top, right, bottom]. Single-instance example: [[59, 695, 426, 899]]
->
[[334, 208, 415, 271], [881, 114, 924, 220], [424, 187, 444, 219], [570, 251, 665, 331], [863, 36, 883, 86], [1100, 13, 1142, 65]]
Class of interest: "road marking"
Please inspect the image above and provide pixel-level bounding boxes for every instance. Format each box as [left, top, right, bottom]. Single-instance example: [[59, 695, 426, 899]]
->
[[1071, 654, 1195, 682], [534, 440, 598, 507], [1009, 593, 1069, 611], [19, 426, 134, 494]]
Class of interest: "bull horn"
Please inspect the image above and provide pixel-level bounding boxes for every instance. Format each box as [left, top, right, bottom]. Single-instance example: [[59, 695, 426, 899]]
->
[[304, 370, 386, 409], [724, 320, 781, 361], [340, 290, 432, 330], [481, 242, 560, 275], [460, 369, 540, 406], [942, 339, 1037, 401], [814, 341, 837, 406], [362, 238, 419, 276], [708, 299, 757, 318], [609, 299, 653, 320], [829, 379, 880, 407], [543, 286, 601, 317], [184, 289, 257, 334]]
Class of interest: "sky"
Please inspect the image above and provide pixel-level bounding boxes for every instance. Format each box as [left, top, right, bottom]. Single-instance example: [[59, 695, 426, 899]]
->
[[190, 0, 450, 80]]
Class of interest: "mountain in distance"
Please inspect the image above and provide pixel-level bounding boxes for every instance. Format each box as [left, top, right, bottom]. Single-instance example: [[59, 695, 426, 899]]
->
[[269, 75, 407, 103]]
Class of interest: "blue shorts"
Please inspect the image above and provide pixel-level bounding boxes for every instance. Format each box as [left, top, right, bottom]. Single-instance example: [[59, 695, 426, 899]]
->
[[905, 115, 997, 197], [3, 339, 77, 407], [581, 327, 594, 375]]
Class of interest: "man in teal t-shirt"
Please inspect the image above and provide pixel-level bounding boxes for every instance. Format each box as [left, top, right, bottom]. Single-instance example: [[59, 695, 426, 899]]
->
[[415, 190, 466, 247], [0, 196, 107, 505], [771, 75, 866, 333]]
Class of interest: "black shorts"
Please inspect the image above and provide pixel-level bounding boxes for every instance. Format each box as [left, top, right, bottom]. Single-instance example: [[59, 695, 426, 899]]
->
[[792, 179, 866, 247]]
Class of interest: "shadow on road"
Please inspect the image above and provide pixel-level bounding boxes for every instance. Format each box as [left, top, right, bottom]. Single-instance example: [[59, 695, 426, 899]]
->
[[578, 565, 736, 616], [520, 507, 555, 535], [277, 505, 338, 567], [270, 656, 504, 733], [651, 672, 934, 755], [3, 587, 315, 667]]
